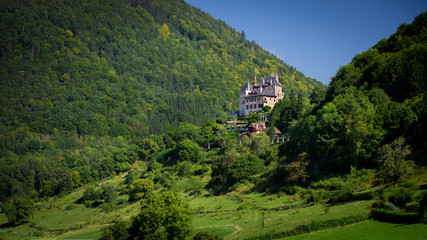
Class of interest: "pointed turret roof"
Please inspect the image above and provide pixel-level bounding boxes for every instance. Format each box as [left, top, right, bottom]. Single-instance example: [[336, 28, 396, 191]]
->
[[240, 82, 252, 92]]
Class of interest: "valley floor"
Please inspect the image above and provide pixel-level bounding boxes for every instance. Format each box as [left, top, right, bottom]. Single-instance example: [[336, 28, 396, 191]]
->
[[0, 174, 425, 239], [281, 220, 427, 240], [1, 189, 425, 240]]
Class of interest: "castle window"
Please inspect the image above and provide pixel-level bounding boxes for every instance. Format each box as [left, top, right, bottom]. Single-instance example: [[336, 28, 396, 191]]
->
[[246, 105, 248, 109], [250, 105, 253, 109]]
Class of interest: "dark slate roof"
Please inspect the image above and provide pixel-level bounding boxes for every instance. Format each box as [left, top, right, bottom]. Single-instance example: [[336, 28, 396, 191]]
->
[[240, 82, 252, 92], [262, 76, 282, 87]]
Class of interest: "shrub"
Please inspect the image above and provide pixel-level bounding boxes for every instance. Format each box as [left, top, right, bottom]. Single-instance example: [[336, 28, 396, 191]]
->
[[405, 201, 420, 212], [419, 191, 427, 220], [331, 189, 354, 203], [193, 230, 221, 240], [65, 204, 76, 210], [125, 170, 138, 185], [311, 178, 347, 191], [283, 185, 298, 195], [128, 178, 154, 202], [99, 220, 130, 240], [371, 200, 387, 209], [303, 188, 331, 203], [384, 187, 413, 208], [174, 161, 194, 177], [371, 208, 420, 223], [101, 185, 118, 203], [2, 197, 35, 225], [33, 230, 46, 237], [353, 191, 378, 201], [398, 181, 419, 191], [82, 186, 100, 202]]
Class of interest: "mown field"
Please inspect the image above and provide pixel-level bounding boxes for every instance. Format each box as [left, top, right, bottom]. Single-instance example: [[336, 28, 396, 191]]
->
[[281, 220, 427, 240]]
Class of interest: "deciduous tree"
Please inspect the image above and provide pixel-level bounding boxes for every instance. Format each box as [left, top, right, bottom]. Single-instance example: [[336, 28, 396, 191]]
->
[[129, 191, 193, 240], [129, 179, 154, 202], [177, 139, 202, 163], [2, 197, 35, 225], [377, 137, 414, 187]]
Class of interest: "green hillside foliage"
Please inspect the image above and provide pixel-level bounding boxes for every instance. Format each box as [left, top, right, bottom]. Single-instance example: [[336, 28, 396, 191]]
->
[[0, 0, 320, 138], [1, 2, 426, 238], [0, 0, 320, 202], [277, 11, 427, 177]]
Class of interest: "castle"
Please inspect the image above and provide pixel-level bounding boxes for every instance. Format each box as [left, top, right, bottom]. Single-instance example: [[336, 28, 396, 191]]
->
[[239, 74, 284, 116]]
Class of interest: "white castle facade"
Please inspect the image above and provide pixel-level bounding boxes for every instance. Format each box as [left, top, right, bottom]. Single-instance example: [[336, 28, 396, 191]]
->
[[239, 74, 284, 117]]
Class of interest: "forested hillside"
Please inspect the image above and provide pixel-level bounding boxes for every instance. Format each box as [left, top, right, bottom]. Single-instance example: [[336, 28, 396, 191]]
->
[[275, 11, 427, 177], [0, 4, 426, 239], [0, 0, 320, 137], [0, 0, 320, 201]]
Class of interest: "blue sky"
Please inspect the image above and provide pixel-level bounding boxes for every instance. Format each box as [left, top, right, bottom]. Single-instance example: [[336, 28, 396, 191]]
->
[[185, 0, 427, 85]]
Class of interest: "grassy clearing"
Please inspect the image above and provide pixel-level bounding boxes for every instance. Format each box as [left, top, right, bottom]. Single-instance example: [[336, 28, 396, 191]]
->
[[0, 195, 140, 239], [280, 220, 427, 240], [188, 188, 375, 240], [0, 195, 418, 240], [0, 186, 375, 240], [53, 229, 101, 239], [0, 168, 422, 240], [196, 226, 237, 238]]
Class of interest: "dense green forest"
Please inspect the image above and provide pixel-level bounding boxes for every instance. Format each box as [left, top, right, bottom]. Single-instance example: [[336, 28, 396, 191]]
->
[[273, 11, 427, 177], [0, 0, 426, 238], [0, 0, 320, 137], [0, 0, 320, 201]]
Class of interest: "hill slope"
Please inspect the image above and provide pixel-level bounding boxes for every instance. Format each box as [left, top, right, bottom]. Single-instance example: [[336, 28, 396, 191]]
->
[[280, 11, 427, 176], [0, 0, 321, 137]]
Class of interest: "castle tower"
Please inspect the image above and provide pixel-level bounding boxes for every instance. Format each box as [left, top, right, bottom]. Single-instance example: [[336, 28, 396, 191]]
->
[[239, 74, 284, 117]]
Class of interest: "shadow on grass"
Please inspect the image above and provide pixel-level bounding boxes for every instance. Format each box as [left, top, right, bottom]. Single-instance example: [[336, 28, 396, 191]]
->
[[0, 222, 14, 228]]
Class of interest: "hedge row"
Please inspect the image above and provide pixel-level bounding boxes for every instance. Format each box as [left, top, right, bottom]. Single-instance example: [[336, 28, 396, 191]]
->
[[371, 208, 420, 223], [244, 214, 369, 240]]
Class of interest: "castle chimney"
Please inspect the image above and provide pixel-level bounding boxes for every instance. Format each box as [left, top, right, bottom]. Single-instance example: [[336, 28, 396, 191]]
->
[[254, 74, 257, 86]]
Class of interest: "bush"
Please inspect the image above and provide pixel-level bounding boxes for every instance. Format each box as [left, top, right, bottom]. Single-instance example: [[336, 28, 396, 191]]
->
[[303, 188, 331, 203], [282, 185, 300, 195], [383, 187, 413, 208], [311, 178, 347, 191], [398, 181, 419, 191], [371, 200, 387, 209], [405, 201, 420, 212], [65, 204, 76, 210], [353, 191, 378, 201], [101, 185, 117, 203], [193, 230, 221, 240], [128, 178, 154, 202], [125, 170, 138, 185], [330, 189, 353, 203], [371, 208, 420, 223], [2, 197, 36, 225], [82, 186, 101, 202], [99, 220, 130, 240]]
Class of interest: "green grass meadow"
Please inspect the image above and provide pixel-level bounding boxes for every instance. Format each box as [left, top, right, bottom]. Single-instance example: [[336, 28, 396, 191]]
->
[[281, 220, 427, 240], [0, 173, 425, 239]]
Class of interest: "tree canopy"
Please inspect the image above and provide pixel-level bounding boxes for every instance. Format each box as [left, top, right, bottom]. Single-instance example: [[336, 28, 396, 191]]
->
[[129, 191, 193, 240]]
